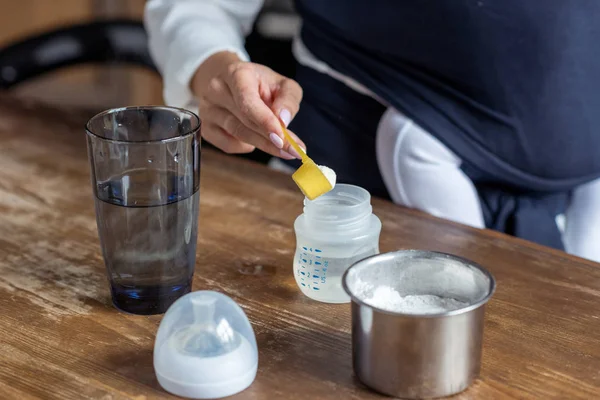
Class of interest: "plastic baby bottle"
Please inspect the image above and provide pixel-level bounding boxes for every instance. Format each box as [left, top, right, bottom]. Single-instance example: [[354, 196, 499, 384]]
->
[[293, 184, 381, 303]]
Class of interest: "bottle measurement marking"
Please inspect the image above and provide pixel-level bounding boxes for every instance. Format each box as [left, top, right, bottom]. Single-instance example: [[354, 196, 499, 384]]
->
[[297, 247, 324, 291]]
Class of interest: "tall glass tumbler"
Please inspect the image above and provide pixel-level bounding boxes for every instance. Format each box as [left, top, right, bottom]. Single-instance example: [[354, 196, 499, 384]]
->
[[86, 106, 201, 315]]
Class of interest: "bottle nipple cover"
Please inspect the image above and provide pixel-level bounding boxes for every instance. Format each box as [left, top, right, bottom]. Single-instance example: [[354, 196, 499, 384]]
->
[[154, 291, 258, 399]]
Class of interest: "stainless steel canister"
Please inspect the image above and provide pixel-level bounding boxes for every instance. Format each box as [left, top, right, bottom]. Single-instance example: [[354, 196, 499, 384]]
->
[[342, 250, 496, 399]]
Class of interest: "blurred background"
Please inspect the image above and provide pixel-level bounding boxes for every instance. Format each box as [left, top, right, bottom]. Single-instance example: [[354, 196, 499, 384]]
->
[[0, 0, 298, 112]]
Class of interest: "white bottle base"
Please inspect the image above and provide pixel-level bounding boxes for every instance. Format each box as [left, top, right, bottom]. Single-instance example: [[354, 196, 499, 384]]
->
[[299, 288, 351, 304], [156, 363, 257, 399]]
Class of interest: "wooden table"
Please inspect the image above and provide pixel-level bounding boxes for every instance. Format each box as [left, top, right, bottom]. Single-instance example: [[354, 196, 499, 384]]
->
[[0, 96, 598, 400]]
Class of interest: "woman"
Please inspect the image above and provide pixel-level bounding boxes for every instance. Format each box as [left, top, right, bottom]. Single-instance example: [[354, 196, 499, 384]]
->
[[145, 0, 600, 262]]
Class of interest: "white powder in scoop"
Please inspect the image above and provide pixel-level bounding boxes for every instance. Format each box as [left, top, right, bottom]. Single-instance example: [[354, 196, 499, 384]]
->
[[318, 165, 336, 187], [362, 285, 469, 314]]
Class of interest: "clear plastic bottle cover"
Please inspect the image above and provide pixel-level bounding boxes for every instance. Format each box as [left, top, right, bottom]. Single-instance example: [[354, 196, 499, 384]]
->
[[154, 291, 258, 399]]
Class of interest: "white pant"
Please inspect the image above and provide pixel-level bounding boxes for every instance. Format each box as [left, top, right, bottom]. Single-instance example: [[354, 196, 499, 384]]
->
[[375, 108, 600, 263]]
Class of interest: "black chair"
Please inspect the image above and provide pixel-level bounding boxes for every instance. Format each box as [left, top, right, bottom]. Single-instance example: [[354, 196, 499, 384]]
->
[[0, 20, 156, 89]]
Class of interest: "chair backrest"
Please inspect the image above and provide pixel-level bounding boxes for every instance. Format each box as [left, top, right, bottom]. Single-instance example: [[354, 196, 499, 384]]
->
[[0, 19, 157, 89]]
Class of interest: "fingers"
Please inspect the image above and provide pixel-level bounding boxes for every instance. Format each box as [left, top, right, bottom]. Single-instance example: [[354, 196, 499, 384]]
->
[[199, 61, 306, 159], [223, 63, 283, 136], [272, 78, 303, 127], [206, 74, 282, 149], [201, 123, 255, 155], [205, 104, 289, 158], [269, 77, 304, 157], [283, 128, 307, 154], [200, 103, 297, 160]]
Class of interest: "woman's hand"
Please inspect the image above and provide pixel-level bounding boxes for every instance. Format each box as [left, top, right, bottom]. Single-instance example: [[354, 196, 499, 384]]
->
[[191, 51, 305, 159]]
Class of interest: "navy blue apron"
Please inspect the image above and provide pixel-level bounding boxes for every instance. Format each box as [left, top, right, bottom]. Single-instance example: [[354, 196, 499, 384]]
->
[[287, 65, 568, 250], [282, 0, 600, 251]]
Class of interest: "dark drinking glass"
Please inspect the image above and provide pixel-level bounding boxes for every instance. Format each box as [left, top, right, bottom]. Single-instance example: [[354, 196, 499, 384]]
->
[[86, 106, 201, 315]]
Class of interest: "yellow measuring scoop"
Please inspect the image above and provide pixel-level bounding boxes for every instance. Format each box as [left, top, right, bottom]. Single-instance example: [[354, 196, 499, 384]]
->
[[280, 121, 333, 200]]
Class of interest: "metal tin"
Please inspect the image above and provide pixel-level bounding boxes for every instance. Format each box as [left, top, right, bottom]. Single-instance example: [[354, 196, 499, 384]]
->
[[342, 250, 496, 399]]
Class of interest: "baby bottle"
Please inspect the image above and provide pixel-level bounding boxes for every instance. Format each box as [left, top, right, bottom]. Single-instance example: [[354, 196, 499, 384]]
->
[[293, 184, 381, 303]]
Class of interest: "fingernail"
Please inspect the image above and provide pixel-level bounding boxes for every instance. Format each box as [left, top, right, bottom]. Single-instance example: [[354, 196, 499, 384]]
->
[[269, 132, 284, 149], [279, 149, 295, 160], [280, 109, 292, 127], [288, 146, 302, 160]]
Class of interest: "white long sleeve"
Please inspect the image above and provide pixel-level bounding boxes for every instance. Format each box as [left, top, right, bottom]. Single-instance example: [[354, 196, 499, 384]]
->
[[144, 0, 264, 109]]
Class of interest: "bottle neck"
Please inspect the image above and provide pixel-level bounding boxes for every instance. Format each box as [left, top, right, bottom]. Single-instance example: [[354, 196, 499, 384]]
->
[[303, 184, 372, 229]]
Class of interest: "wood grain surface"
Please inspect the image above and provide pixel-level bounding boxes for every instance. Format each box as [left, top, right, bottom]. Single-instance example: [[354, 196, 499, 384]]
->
[[0, 95, 598, 399]]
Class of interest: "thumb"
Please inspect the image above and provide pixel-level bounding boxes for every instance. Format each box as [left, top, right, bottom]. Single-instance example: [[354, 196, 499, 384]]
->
[[272, 78, 303, 127]]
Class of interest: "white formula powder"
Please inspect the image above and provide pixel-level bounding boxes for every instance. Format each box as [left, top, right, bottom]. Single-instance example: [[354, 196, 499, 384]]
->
[[318, 165, 336, 188], [362, 284, 469, 314]]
